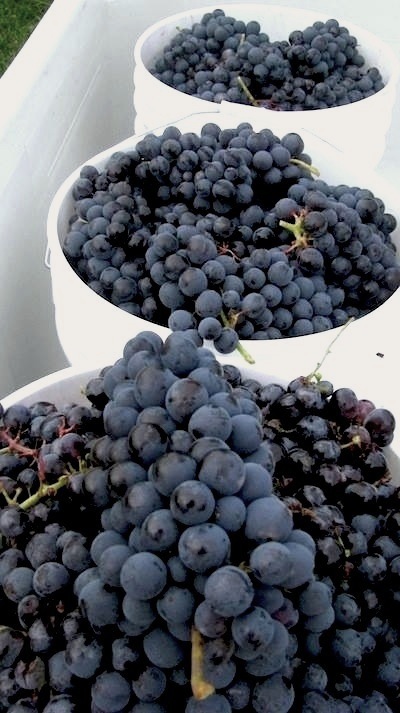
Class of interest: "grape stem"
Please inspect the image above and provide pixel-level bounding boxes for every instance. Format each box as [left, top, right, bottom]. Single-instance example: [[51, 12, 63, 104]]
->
[[236, 75, 258, 106], [191, 627, 215, 700], [306, 317, 356, 382], [220, 311, 256, 364], [0, 461, 88, 511], [279, 210, 310, 251], [0, 430, 38, 459], [18, 475, 70, 511], [289, 158, 320, 176]]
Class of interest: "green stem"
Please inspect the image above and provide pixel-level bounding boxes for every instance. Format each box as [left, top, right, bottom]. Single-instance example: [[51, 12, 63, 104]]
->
[[279, 214, 309, 250], [290, 158, 320, 177], [0, 486, 19, 506], [306, 317, 356, 382], [19, 475, 70, 511], [220, 311, 256, 365], [236, 76, 258, 106]]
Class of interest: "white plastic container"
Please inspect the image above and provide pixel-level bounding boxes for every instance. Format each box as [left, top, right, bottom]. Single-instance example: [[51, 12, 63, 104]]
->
[[2, 361, 399, 482], [46, 111, 400, 386], [133, 4, 400, 167]]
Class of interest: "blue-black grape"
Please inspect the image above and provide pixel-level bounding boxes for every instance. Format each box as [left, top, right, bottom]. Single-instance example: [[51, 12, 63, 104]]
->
[[91, 671, 132, 711], [120, 551, 167, 599]]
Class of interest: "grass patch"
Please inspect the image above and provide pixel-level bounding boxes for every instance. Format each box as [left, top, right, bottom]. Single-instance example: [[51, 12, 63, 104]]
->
[[0, 0, 54, 76]]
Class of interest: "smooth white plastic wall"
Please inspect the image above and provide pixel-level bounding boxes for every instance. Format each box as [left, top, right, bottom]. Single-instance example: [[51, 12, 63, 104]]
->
[[1, 0, 400, 399]]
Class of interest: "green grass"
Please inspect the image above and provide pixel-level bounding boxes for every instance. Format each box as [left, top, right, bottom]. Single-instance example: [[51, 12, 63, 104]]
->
[[0, 0, 54, 76]]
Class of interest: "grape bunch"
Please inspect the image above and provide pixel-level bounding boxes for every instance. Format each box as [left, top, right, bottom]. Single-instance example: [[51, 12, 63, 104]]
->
[[150, 9, 385, 111], [226, 363, 400, 711], [0, 330, 398, 713], [0, 330, 331, 713], [63, 121, 400, 360]]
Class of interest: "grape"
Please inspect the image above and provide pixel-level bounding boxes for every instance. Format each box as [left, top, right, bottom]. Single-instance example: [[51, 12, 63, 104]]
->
[[252, 674, 295, 713], [65, 633, 103, 678], [250, 541, 293, 586], [125, 481, 163, 526], [157, 585, 196, 624], [232, 606, 275, 655], [139, 508, 179, 552], [198, 449, 245, 495], [245, 496, 293, 543], [78, 578, 119, 628], [120, 552, 167, 599], [89, 530, 127, 564], [0, 507, 28, 538], [194, 599, 228, 638], [3, 567, 34, 602], [98, 544, 131, 586], [91, 671, 131, 711], [204, 565, 254, 617], [143, 627, 184, 668], [214, 495, 247, 532], [25, 533, 57, 569], [178, 523, 230, 573], [363, 408, 396, 447], [188, 404, 232, 441], [170, 480, 216, 525], [298, 581, 333, 617], [238, 462, 273, 503], [41, 695, 76, 713]]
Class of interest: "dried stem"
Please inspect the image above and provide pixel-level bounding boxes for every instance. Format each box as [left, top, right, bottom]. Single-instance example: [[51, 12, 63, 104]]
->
[[191, 628, 215, 700]]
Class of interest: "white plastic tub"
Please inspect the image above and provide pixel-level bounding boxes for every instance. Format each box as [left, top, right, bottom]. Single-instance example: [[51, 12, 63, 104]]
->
[[133, 4, 400, 166], [47, 111, 400, 387]]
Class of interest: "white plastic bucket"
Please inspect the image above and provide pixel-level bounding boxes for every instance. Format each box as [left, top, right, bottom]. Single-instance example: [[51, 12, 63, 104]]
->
[[46, 111, 400, 384], [133, 4, 400, 167], [1, 361, 399, 482]]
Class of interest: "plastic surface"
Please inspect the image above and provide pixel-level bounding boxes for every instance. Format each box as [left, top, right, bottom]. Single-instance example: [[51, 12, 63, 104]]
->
[[47, 111, 400, 390], [133, 4, 400, 166]]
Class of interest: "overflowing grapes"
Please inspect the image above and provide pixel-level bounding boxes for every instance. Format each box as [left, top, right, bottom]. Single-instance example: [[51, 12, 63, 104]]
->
[[63, 121, 400, 361], [150, 9, 385, 111], [0, 330, 398, 712]]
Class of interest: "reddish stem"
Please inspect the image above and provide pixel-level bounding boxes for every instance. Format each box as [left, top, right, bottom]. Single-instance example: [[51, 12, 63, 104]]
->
[[0, 429, 38, 459]]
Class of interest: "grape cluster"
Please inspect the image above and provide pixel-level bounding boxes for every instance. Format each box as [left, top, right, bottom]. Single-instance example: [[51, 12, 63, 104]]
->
[[0, 331, 329, 712], [63, 121, 400, 359], [228, 366, 399, 711], [150, 9, 385, 111], [0, 330, 398, 713]]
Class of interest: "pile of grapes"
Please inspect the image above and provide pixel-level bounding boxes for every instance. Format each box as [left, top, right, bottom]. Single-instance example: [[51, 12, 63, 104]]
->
[[63, 121, 400, 360], [149, 9, 386, 111], [0, 330, 398, 712]]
